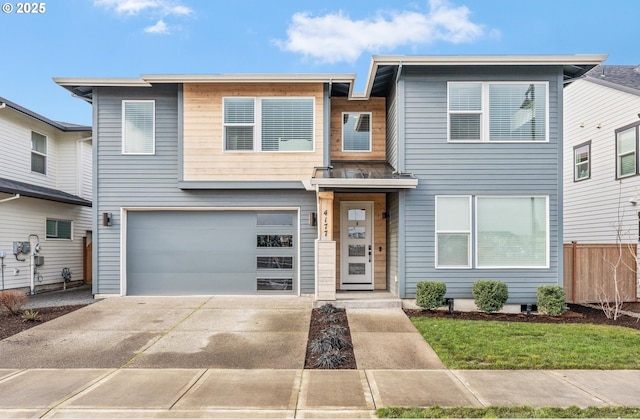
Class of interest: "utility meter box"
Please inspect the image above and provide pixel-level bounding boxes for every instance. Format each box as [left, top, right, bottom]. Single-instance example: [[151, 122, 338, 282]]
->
[[34, 255, 44, 266], [12, 241, 30, 254]]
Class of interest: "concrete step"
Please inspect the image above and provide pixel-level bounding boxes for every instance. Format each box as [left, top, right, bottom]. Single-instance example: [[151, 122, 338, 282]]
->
[[313, 298, 403, 309]]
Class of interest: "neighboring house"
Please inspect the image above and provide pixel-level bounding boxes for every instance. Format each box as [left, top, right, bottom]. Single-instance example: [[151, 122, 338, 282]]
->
[[564, 65, 640, 301], [55, 54, 604, 307], [0, 97, 92, 294]]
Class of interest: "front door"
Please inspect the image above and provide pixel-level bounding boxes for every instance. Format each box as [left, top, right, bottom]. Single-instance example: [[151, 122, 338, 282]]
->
[[340, 201, 374, 290]]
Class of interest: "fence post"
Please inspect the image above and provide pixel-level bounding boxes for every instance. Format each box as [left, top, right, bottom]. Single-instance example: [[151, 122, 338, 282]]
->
[[571, 240, 577, 303]]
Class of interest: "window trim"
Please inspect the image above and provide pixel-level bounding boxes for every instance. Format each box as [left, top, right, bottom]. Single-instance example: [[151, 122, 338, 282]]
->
[[30, 130, 47, 175], [46, 218, 73, 240], [447, 81, 549, 143], [222, 96, 316, 153], [474, 195, 550, 269], [435, 195, 472, 269], [122, 100, 156, 155], [341, 111, 372, 152], [573, 140, 591, 182], [615, 122, 640, 180]]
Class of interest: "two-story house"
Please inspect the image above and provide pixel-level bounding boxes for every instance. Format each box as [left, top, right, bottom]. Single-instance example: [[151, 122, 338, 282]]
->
[[564, 65, 640, 302], [55, 54, 604, 307], [0, 96, 92, 294]]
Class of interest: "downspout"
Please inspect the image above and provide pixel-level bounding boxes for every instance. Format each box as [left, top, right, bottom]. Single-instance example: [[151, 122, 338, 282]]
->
[[0, 194, 20, 203]]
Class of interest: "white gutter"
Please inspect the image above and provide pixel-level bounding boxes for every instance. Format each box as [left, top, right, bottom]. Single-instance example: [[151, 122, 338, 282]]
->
[[0, 103, 5, 110], [0, 194, 20, 203]]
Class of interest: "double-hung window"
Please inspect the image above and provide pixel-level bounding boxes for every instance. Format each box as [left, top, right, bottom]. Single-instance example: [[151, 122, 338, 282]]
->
[[574, 141, 591, 181], [122, 100, 155, 154], [435, 196, 471, 268], [435, 195, 549, 269], [616, 123, 639, 179], [223, 97, 314, 152], [31, 131, 47, 174], [448, 82, 548, 142]]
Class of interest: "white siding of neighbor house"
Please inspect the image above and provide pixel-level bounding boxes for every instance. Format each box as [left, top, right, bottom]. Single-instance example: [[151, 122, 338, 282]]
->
[[563, 79, 640, 245], [0, 108, 93, 291]]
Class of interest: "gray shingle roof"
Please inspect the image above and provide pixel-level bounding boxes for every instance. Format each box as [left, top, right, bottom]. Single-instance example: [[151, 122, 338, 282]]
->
[[584, 65, 640, 95], [0, 177, 91, 207], [0, 96, 91, 132]]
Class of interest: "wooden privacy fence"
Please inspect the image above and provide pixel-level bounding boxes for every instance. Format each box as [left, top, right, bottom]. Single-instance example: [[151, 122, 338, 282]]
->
[[564, 242, 638, 304]]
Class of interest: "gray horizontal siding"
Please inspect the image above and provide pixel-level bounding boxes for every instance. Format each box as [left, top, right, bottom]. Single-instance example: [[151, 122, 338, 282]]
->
[[94, 85, 317, 295], [401, 66, 563, 304]]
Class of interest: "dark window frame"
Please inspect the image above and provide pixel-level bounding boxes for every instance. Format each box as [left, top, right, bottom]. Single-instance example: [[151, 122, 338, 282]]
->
[[573, 140, 591, 182], [615, 121, 640, 180]]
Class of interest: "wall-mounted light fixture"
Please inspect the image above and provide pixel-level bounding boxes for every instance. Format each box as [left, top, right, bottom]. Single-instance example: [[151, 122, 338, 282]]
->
[[309, 212, 317, 226], [102, 212, 112, 227]]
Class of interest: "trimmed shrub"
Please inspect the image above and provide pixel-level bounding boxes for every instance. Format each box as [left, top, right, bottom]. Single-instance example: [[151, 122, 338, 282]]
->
[[0, 290, 28, 315], [472, 280, 508, 313], [537, 285, 567, 316], [416, 281, 447, 309]]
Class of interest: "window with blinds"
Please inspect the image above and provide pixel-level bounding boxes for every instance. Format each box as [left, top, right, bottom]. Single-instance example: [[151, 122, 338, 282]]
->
[[435, 196, 471, 268], [223, 97, 314, 152], [616, 125, 638, 179], [342, 112, 372, 151], [448, 82, 548, 142], [122, 101, 155, 154], [31, 131, 47, 174]]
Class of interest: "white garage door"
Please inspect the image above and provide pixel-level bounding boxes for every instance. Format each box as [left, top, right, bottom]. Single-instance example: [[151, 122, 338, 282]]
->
[[126, 210, 297, 295]]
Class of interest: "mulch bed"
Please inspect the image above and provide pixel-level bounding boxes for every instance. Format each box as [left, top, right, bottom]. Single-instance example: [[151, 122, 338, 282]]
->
[[405, 302, 640, 331], [0, 305, 86, 341], [304, 305, 357, 369]]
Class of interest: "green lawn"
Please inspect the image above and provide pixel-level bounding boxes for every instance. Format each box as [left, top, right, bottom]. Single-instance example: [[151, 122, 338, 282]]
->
[[377, 406, 640, 418], [410, 317, 640, 369]]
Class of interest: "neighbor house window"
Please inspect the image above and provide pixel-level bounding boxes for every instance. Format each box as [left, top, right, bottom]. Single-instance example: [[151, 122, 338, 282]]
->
[[223, 97, 314, 152], [574, 141, 591, 181], [31, 131, 47, 174], [46, 219, 72, 239], [616, 123, 639, 179], [342, 112, 372, 151], [122, 100, 155, 154], [448, 82, 548, 142], [476, 197, 548, 268], [435, 196, 471, 268]]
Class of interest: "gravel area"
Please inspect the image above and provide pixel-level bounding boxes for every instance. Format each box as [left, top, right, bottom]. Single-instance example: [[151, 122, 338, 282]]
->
[[24, 285, 100, 309]]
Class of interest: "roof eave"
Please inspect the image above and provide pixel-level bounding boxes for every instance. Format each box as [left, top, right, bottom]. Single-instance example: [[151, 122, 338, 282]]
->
[[309, 178, 418, 189]]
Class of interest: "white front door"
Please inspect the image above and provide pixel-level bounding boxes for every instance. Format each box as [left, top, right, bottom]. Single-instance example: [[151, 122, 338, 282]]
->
[[340, 201, 374, 290]]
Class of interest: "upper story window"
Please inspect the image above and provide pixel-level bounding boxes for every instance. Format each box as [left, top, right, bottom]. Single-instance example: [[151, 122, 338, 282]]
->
[[574, 141, 591, 181], [342, 112, 371, 152], [616, 122, 639, 179], [46, 219, 72, 240], [223, 97, 314, 152], [122, 100, 155, 155], [31, 131, 47, 174], [448, 82, 548, 142]]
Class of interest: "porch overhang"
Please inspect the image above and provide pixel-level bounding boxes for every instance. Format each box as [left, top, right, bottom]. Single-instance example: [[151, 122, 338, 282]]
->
[[310, 162, 418, 189]]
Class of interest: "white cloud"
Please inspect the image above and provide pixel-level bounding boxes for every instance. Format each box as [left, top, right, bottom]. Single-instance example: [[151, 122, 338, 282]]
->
[[145, 19, 169, 34], [94, 0, 192, 17], [275, 0, 489, 63]]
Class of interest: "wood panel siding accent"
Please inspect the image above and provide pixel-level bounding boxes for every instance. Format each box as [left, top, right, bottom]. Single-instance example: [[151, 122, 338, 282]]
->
[[401, 66, 563, 303], [564, 243, 637, 303], [330, 97, 386, 161], [333, 193, 387, 290], [182, 83, 324, 182]]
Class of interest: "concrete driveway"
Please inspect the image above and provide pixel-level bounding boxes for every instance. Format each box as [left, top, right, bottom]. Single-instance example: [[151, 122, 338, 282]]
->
[[0, 296, 313, 369]]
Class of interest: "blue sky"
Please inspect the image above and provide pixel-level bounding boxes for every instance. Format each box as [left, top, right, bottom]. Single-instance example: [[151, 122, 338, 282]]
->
[[0, 0, 637, 126]]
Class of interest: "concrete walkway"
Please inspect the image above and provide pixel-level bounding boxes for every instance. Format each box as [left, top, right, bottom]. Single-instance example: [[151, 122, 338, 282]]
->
[[1, 295, 639, 418]]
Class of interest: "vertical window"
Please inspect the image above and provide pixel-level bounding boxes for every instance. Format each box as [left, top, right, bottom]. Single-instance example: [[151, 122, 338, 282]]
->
[[574, 141, 591, 181], [342, 112, 372, 151], [123, 100, 155, 154], [224, 97, 255, 151], [31, 131, 47, 174], [476, 197, 548, 268], [448, 82, 548, 142], [435, 196, 471, 268], [448, 83, 482, 141], [616, 126, 637, 179], [46, 219, 73, 239]]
